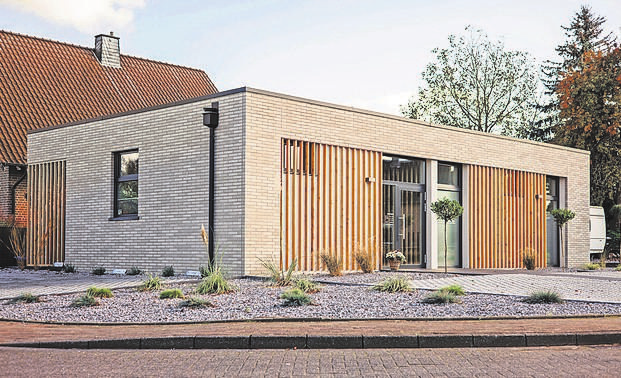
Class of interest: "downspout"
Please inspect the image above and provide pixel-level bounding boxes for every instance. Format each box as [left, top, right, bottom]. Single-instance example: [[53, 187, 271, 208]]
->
[[202, 102, 219, 265], [11, 165, 27, 216]]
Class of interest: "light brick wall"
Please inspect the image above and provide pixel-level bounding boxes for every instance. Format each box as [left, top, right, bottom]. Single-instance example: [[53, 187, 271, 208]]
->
[[242, 88, 590, 272], [28, 92, 246, 274]]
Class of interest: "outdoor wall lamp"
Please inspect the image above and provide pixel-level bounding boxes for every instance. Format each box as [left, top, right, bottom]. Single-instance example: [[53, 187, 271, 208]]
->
[[203, 102, 219, 265]]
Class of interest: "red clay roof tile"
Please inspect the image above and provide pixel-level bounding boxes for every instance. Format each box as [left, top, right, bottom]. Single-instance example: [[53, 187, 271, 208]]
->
[[0, 30, 218, 164]]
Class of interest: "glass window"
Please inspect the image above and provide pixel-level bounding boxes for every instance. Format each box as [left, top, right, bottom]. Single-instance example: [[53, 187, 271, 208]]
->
[[438, 163, 459, 186], [382, 156, 425, 184], [114, 150, 139, 217]]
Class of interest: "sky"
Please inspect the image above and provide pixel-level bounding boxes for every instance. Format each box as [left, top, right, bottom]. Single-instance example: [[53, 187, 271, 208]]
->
[[1, 0, 620, 115]]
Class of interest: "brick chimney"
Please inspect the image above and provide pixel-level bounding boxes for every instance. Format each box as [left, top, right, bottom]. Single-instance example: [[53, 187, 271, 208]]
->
[[94, 32, 120, 68]]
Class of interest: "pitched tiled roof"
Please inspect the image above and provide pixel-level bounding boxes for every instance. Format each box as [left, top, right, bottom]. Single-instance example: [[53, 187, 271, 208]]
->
[[0, 30, 218, 164]]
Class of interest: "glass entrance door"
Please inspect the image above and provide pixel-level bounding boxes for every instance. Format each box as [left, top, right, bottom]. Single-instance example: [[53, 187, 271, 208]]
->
[[382, 184, 425, 267]]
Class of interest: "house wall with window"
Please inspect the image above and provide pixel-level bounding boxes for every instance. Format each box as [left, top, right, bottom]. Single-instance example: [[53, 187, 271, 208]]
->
[[28, 87, 591, 274]]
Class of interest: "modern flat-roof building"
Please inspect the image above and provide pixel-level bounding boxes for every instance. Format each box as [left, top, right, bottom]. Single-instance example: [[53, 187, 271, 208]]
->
[[27, 87, 590, 274]]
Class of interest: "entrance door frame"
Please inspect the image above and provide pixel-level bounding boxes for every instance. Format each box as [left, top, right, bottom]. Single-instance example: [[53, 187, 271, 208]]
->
[[383, 180, 426, 268]]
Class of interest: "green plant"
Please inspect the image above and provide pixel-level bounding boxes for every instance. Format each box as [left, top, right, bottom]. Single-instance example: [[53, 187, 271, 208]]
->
[[372, 276, 412, 293], [260, 258, 297, 286], [62, 264, 76, 273], [523, 290, 564, 304], [161, 266, 175, 277], [86, 287, 113, 298], [320, 251, 343, 276], [139, 274, 162, 291], [385, 250, 406, 263], [160, 288, 185, 299], [179, 297, 214, 309], [294, 277, 321, 293], [196, 269, 235, 295], [423, 290, 460, 304], [549, 208, 576, 268], [440, 284, 466, 296], [615, 264, 621, 271], [280, 288, 312, 306], [126, 266, 142, 276], [581, 262, 601, 270], [522, 249, 537, 270], [7, 293, 41, 304], [91, 266, 106, 275], [354, 246, 374, 273], [431, 197, 464, 273], [71, 295, 99, 307]]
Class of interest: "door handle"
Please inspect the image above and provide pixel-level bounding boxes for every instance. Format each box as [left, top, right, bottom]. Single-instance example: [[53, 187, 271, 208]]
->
[[401, 215, 405, 240]]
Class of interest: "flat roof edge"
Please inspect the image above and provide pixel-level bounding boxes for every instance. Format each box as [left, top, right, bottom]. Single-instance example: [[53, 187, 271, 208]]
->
[[27, 87, 248, 135], [244, 87, 590, 156]]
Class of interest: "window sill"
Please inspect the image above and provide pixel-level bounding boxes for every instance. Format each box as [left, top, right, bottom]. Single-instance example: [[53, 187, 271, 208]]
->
[[108, 215, 140, 221]]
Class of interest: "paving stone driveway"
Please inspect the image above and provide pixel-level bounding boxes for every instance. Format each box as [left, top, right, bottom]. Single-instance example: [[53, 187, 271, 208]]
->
[[411, 272, 621, 303], [0, 270, 198, 300]]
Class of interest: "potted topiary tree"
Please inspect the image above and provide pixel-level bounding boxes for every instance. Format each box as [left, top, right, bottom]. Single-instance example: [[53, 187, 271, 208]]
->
[[550, 208, 575, 269], [431, 197, 464, 273]]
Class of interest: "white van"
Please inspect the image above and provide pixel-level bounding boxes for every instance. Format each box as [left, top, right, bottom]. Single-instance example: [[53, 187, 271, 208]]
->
[[590, 206, 606, 257]]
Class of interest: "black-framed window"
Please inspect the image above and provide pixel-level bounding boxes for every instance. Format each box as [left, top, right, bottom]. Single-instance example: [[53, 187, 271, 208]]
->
[[113, 150, 139, 219]]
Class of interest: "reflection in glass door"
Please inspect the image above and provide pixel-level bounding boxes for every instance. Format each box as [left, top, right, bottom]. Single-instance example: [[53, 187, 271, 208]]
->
[[401, 189, 424, 265]]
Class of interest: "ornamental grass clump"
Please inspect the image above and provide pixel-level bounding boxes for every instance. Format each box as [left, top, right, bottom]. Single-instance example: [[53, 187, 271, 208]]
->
[[126, 266, 142, 276], [260, 258, 297, 286], [91, 266, 106, 275], [440, 284, 466, 296], [139, 274, 162, 291], [280, 288, 312, 306], [71, 295, 98, 307], [161, 266, 175, 277], [522, 249, 536, 270], [354, 245, 374, 273], [616, 264, 621, 271], [86, 287, 113, 298], [159, 288, 185, 299], [582, 262, 601, 270], [196, 263, 236, 295], [179, 297, 214, 309], [423, 290, 460, 304], [294, 277, 321, 293], [320, 251, 343, 276], [523, 290, 564, 304], [7, 292, 41, 304], [62, 264, 76, 273], [372, 276, 412, 293]]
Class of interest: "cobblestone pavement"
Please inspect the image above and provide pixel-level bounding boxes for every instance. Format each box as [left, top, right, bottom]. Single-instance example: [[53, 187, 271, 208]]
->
[[411, 273, 621, 303], [0, 270, 199, 300], [2, 345, 620, 377]]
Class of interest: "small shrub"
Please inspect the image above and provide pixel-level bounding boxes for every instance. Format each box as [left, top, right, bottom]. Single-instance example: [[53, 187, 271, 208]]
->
[[523, 290, 564, 304], [126, 266, 142, 276], [62, 264, 76, 273], [91, 266, 106, 275], [294, 277, 321, 293], [160, 288, 185, 299], [522, 249, 536, 270], [71, 295, 98, 307], [320, 252, 342, 276], [7, 293, 41, 304], [86, 287, 113, 298], [161, 266, 175, 277], [260, 258, 297, 286], [199, 265, 210, 278], [440, 284, 465, 296], [280, 288, 312, 306], [179, 297, 214, 309], [139, 274, 162, 291], [372, 276, 412, 293], [582, 262, 601, 271], [615, 264, 621, 271], [196, 270, 235, 295], [423, 290, 460, 304], [354, 250, 374, 273]]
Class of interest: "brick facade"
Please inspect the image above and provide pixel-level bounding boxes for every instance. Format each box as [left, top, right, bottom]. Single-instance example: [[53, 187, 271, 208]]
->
[[0, 165, 27, 226], [29, 87, 591, 274]]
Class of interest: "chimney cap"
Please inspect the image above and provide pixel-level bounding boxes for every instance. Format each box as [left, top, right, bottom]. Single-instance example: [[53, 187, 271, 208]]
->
[[95, 32, 120, 40]]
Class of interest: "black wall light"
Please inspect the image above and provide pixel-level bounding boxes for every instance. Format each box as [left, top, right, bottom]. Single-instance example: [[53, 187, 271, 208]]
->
[[203, 102, 219, 265]]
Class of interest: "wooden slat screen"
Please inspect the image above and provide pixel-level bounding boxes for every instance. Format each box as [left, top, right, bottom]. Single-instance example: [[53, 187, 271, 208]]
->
[[27, 161, 66, 266], [281, 139, 382, 271], [468, 165, 547, 269]]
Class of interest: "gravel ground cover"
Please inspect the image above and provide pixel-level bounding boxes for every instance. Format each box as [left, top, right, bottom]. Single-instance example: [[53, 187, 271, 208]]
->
[[311, 271, 458, 285], [1, 275, 620, 323]]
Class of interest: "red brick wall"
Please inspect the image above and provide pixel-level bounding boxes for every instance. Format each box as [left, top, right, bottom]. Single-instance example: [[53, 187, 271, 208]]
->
[[0, 165, 27, 227]]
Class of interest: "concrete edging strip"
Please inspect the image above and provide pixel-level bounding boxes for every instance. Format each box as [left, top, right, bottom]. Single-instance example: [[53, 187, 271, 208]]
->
[[2, 332, 620, 350]]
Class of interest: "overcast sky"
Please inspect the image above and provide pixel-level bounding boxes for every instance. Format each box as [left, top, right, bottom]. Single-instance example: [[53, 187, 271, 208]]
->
[[1, 0, 620, 115]]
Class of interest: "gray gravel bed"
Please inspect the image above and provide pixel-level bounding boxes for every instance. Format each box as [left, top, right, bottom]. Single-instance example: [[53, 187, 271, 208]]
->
[[311, 271, 458, 285], [1, 278, 620, 323]]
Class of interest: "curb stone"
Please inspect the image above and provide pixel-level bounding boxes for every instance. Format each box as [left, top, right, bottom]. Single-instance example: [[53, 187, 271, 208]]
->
[[3, 332, 620, 350]]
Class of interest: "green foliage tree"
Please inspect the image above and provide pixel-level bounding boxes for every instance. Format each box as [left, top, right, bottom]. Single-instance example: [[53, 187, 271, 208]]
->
[[549, 208, 576, 268], [431, 197, 464, 273], [401, 27, 538, 136]]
